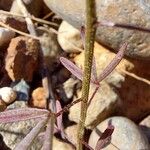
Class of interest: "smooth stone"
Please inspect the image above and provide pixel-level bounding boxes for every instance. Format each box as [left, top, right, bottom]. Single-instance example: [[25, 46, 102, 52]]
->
[[89, 116, 150, 150], [44, 0, 150, 60], [0, 87, 17, 104], [31, 87, 47, 109], [53, 137, 73, 150], [140, 115, 150, 143], [58, 21, 83, 53], [0, 27, 15, 47]]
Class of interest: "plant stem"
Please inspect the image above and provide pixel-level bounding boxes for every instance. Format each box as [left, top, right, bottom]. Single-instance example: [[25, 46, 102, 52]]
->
[[77, 0, 97, 150]]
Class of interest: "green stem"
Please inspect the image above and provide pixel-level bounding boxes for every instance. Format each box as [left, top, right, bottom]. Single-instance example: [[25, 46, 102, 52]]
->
[[77, 0, 97, 150]]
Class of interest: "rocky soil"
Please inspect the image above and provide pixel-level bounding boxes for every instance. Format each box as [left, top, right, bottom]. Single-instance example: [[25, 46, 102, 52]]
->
[[0, 0, 149, 150]]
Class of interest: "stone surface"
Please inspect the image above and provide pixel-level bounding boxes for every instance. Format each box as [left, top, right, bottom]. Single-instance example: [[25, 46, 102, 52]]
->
[[5, 36, 40, 81], [39, 27, 62, 72], [44, 0, 150, 60], [58, 21, 83, 53], [69, 82, 119, 129], [0, 87, 17, 104], [140, 115, 150, 143], [53, 137, 73, 150], [0, 27, 15, 47], [31, 87, 47, 109], [65, 125, 78, 145], [89, 117, 150, 150], [0, 101, 43, 150]]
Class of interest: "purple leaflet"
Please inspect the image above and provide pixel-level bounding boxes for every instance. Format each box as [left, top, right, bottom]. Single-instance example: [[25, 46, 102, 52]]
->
[[14, 117, 48, 150], [0, 108, 49, 123], [98, 43, 127, 82], [80, 25, 85, 49], [91, 55, 98, 83], [95, 124, 114, 150], [60, 57, 83, 81], [82, 141, 94, 150], [97, 20, 150, 33], [56, 100, 66, 139]]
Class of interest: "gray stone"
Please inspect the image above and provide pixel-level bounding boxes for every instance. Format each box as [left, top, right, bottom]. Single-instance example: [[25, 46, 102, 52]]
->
[[44, 0, 150, 60], [89, 116, 150, 150]]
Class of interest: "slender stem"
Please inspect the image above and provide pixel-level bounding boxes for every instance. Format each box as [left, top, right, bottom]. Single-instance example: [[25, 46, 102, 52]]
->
[[77, 0, 97, 150]]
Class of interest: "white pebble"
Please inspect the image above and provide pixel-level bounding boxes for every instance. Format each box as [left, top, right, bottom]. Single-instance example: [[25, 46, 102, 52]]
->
[[0, 87, 17, 104]]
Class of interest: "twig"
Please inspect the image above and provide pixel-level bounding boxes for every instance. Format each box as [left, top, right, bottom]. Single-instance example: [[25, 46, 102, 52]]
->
[[17, 0, 36, 36], [0, 10, 58, 27], [0, 21, 40, 40], [119, 69, 150, 85], [77, 0, 97, 149]]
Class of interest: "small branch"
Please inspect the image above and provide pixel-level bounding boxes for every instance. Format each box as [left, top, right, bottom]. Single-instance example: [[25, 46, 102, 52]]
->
[[0, 21, 40, 40], [77, 0, 97, 149], [0, 10, 58, 27], [119, 69, 150, 85], [17, 0, 37, 36]]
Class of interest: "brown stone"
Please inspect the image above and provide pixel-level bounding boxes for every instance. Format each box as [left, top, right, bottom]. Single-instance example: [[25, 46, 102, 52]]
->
[[5, 36, 40, 81], [31, 87, 47, 108]]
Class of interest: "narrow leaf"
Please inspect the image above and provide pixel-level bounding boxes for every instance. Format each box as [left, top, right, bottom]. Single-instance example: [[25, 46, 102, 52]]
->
[[98, 43, 127, 82], [56, 100, 65, 139], [95, 124, 114, 150], [60, 57, 83, 81], [80, 26, 85, 49], [91, 55, 98, 82], [0, 108, 49, 123], [82, 141, 94, 150], [14, 117, 48, 150]]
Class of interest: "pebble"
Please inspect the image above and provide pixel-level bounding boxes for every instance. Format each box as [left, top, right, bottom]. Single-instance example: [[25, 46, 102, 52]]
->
[[0, 87, 17, 104], [58, 21, 83, 53], [31, 87, 47, 108]]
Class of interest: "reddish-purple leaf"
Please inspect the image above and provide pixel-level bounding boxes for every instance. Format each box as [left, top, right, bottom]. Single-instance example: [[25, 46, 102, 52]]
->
[[98, 43, 127, 82], [0, 108, 49, 123], [95, 124, 114, 150], [82, 141, 94, 150], [56, 100, 66, 139], [97, 20, 150, 33], [60, 57, 83, 81], [91, 55, 98, 83], [80, 26, 85, 49], [14, 117, 48, 150]]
